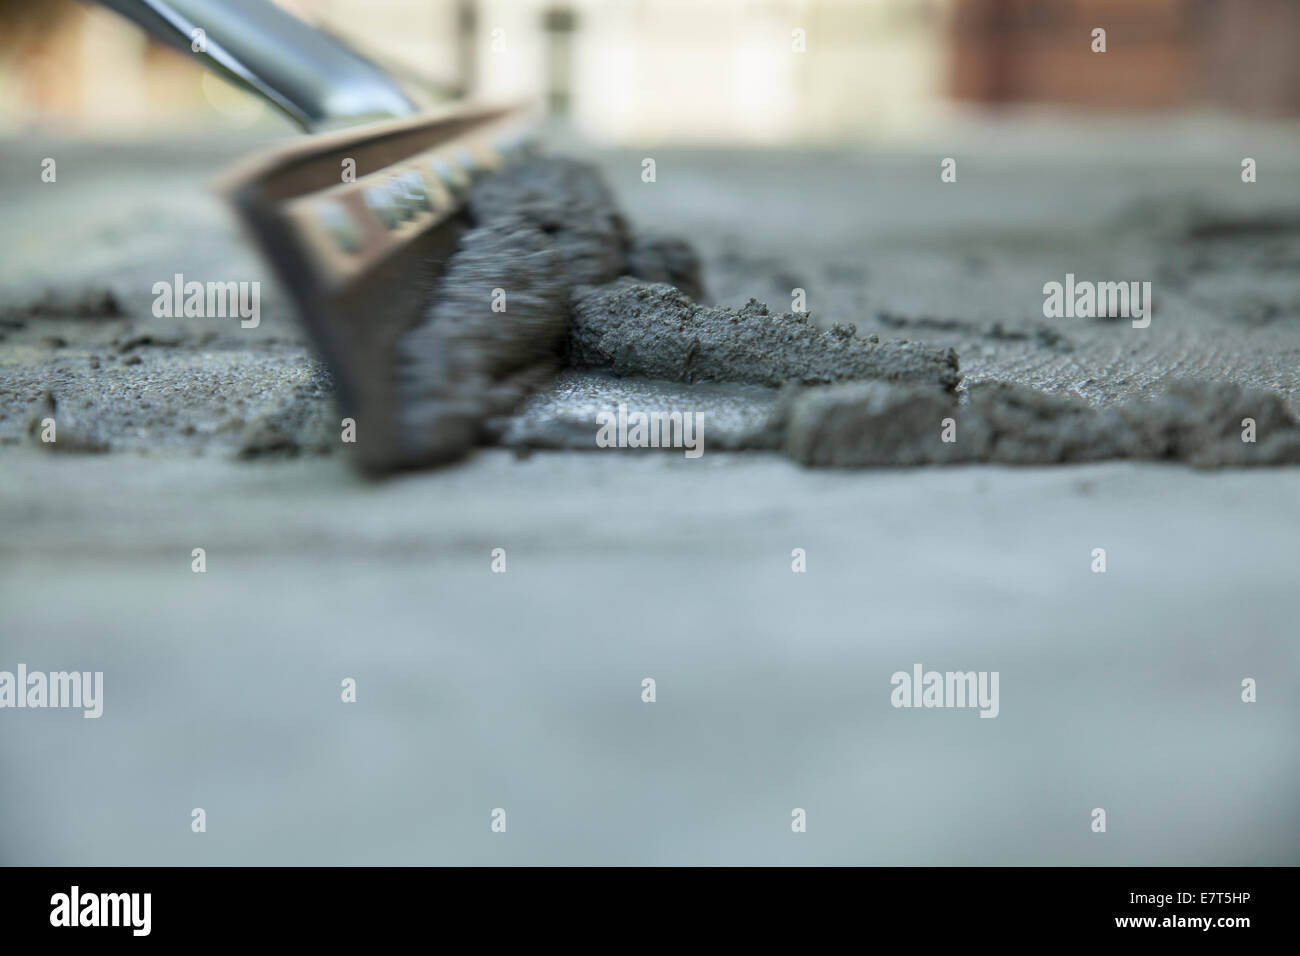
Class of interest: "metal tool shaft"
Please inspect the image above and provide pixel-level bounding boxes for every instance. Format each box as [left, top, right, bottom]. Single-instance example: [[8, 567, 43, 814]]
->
[[90, 0, 419, 130]]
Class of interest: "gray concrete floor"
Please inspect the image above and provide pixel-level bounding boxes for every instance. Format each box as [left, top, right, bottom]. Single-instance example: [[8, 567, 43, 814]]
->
[[1, 118, 1298, 864]]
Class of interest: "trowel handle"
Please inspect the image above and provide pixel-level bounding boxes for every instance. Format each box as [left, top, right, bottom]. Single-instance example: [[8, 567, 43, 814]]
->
[[88, 0, 419, 130]]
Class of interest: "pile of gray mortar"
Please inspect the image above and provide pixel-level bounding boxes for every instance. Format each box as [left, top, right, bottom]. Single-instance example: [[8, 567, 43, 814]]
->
[[5, 152, 1300, 468], [403, 157, 1300, 468]]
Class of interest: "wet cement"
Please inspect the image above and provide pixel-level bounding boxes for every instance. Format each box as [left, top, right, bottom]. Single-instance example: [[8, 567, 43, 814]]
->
[[4, 144, 1300, 470], [777, 379, 1300, 467], [466, 155, 631, 288], [459, 159, 1300, 470], [568, 280, 960, 390], [7, 449, 1298, 865], [387, 158, 709, 466], [392, 216, 571, 462], [504, 250, 1300, 467], [392, 156, 958, 466], [1, 343, 336, 459], [4, 131, 1300, 866], [490, 369, 779, 452], [500, 355, 1300, 468]]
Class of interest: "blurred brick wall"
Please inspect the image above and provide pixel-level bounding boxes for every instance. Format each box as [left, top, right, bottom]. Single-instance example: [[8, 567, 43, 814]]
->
[[1197, 0, 1300, 115], [949, 0, 1300, 115]]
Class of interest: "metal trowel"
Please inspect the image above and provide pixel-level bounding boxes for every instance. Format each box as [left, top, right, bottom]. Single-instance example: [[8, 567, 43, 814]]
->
[[92, 0, 542, 472]]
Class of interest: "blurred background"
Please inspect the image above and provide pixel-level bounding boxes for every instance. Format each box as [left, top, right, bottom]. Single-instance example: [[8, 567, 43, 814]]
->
[[3, 0, 1299, 143]]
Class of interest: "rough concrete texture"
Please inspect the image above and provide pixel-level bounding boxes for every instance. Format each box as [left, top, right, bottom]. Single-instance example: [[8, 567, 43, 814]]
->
[[777, 379, 1300, 468], [518, 262, 1300, 468], [569, 280, 961, 390], [6, 144, 1297, 471], [2, 342, 336, 458]]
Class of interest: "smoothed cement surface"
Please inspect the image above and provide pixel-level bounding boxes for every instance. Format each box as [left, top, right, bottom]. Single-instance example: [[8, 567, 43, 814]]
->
[[1, 450, 1297, 865]]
